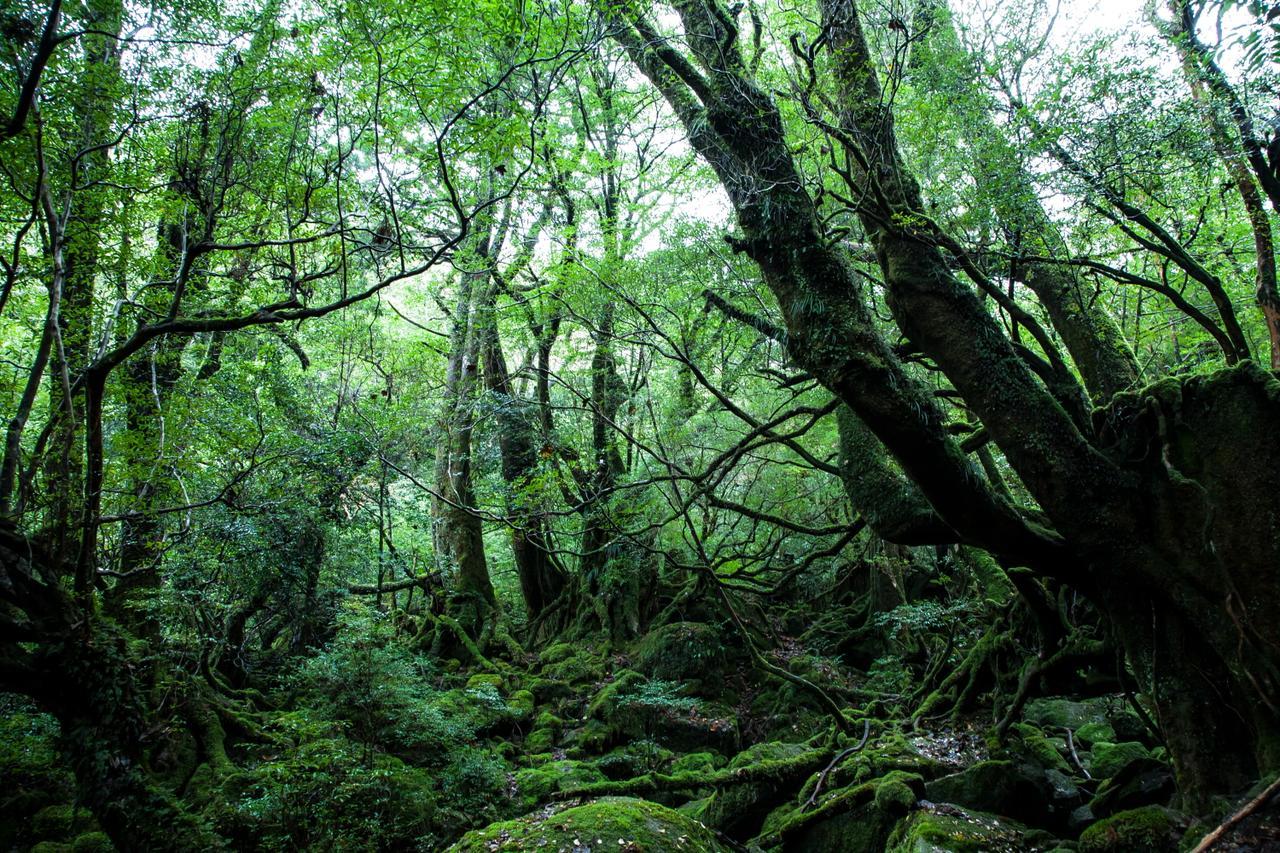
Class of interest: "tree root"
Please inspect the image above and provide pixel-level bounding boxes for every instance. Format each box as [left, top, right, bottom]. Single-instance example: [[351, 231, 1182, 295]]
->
[[995, 633, 1107, 738], [804, 719, 872, 809], [912, 624, 1014, 724], [422, 611, 511, 675]]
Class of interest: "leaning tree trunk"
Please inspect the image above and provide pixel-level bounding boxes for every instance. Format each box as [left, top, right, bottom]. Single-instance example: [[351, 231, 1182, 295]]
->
[[912, 0, 1142, 402]]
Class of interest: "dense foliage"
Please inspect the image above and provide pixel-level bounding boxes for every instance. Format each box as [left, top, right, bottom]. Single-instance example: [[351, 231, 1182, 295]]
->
[[3, 0, 1280, 850]]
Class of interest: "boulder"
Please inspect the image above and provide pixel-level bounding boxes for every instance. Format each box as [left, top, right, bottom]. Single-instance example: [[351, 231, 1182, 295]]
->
[[446, 796, 733, 851], [1086, 741, 1151, 780], [631, 622, 729, 681], [1078, 805, 1184, 852], [887, 806, 1032, 852]]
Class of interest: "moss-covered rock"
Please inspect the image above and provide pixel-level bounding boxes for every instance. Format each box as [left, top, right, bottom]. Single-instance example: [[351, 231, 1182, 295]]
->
[[886, 807, 1030, 852], [523, 728, 557, 754], [1086, 741, 1151, 780], [594, 741, 673, 781], [760, 771, 924, 852], [1077, 805, 1183, 852], [587, 670, 738, 753], [539, 642, 579, 665], [631, 622, 728, 681], [587, 669, 647, 721], [671, 752, 721, 775], [1024, 698, 1107, 731], [433, 683, 523, 736], [1087, 758, 1175, 818], [508, 689, 535, 721], [543, 649, 606, 685], [70, 832, 115, 852], [446, 796, 733, 851], [31, 805, 93, 841], [1009, 723, 1072, 773], [1023, 697, 1146, 744], [513, 760, 607, 808], [525, 676, 573, 704], [692, 741, 820, 836], [925, 760, 1050, 824], [465, 673, 506, 692], [534, 710, 564, 730], [30, 843, 75, 853], [1074, 721, 1116, 746]]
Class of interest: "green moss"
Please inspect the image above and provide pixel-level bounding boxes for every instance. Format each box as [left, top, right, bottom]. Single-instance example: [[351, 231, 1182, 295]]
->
[[513, 760, 607, 808], [543, 650, 605, 685], [2, 789, 53, 820], [1075, 721, 1117, 746], [508, 689, 535, 720], [71, 832, 115, 852], [594, 741, 673, 781], [587, 669, 646, 720], [534, 710, 563, 729], [30, 843, 75, 853], [761, 771, 923, 852], [730, 740, 809, 768], [446, 796, 733, 851], [1078, 805, 1182, 852], [875, 777, 919, 812], [31, 805, 92, 841], [565, 719, 612, 754], [538, 642, 578, 665], [1023, 698, 1107, 730], [671, 752, 721, 775], [1010, 723, 1071, 772], [1087, 742, 1151, 780], [523, 728, 556, 754], [465, 673, 505, 692], [631, 622, 727, 681], [886, 809, 1029, 852]]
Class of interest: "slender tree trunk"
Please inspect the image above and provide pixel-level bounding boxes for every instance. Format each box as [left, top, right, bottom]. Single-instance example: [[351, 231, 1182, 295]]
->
[[434, 262, 495, 644], [44, 0, 124, 562], [914, 0, 1142, 401], [480, 298, 566, 620], [1163, 0, 1280, 369]]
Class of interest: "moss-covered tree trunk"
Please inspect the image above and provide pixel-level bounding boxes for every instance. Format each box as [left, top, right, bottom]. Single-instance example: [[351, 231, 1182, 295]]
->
[[0, 526, 222, 851], [481, 324, 567, 620], [1084, 365, 1280, 806], [43, 0, 124, 564]]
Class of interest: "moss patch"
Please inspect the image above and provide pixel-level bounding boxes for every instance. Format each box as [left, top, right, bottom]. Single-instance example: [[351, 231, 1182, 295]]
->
[[887, 807, 1029, 852], [1087, 741, 1151, 780], [1078, 805, 1183, 852], [513, 760, 606, 809], [446, 796, 733, 851]]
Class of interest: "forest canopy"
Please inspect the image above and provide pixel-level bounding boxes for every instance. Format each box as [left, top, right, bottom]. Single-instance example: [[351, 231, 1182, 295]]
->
[[3, 0, 1280, 850]]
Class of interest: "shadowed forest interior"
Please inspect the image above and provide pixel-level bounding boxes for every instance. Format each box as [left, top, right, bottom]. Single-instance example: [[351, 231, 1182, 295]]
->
[[4, 0, 1280, 850]]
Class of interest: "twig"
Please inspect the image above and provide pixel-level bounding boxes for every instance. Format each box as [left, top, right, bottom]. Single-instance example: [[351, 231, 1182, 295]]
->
[[1065, 727, 1091, 780]]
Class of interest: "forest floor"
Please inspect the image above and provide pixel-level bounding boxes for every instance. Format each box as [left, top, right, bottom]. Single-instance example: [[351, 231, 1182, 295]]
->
[[1, 613, 1273, 852]]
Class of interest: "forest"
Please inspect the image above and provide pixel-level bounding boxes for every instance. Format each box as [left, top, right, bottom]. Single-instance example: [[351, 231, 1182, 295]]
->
[[3, 0, 1280, 849]]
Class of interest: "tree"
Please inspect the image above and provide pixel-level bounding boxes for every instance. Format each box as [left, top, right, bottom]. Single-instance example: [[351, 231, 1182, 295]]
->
[[608, 0, 1280, 806]]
